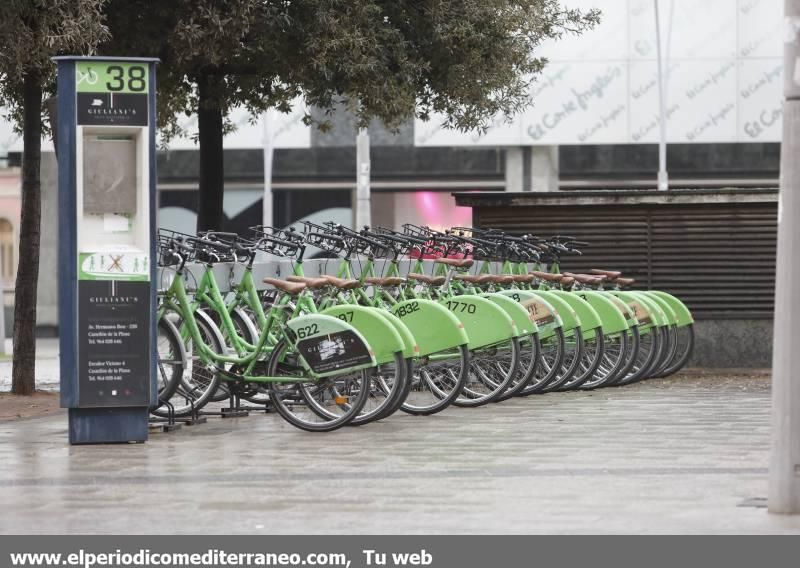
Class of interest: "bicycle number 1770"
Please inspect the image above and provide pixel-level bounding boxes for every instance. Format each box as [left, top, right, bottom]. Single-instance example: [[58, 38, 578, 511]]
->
[[446, 300, 477, 314]]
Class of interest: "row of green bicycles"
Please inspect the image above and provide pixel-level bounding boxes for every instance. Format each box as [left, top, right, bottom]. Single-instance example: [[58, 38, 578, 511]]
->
[[155, 223, 694, 432]]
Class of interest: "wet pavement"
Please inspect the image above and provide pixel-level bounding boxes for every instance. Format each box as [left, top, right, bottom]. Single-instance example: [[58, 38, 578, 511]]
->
[[0, 339, 60, 392], [1, 374, 798, 534]]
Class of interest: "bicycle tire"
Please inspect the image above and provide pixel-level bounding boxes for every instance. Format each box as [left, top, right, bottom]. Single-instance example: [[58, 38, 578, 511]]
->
[[581, 329, 629, 389], [162, 309, 224, 416], [344, 352, 409, 426], [401, 344, 470, 416], [557, 327, 604, 391], [494, 332, 541, 402], [617, 324, 661, 385], [518, 326, 566, 396], [659, 323, 695, 377], [540, 326, 585, 392], [151, 317, 186, 417], [452, 336, 521, 407]]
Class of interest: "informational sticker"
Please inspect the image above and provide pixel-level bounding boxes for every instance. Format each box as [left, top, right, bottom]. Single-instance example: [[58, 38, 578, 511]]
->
[[296, 330, 373, 375], [521, 299, 557, 328], [628, 301, 653, 327], [79, 252, 149, 282], [76, 61, 149, 126], [609, 295, 637, 323], [78, 280, 150, 407]]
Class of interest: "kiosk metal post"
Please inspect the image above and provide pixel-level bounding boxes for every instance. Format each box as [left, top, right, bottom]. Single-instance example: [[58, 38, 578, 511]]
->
[[54, 56, 159, 444]]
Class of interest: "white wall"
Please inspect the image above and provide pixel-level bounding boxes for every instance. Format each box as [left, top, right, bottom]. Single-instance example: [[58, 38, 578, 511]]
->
[[415, 0, 783, 146]]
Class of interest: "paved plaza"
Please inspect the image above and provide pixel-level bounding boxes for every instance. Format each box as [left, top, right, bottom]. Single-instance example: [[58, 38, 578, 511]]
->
[[1, 373, 799, 534]]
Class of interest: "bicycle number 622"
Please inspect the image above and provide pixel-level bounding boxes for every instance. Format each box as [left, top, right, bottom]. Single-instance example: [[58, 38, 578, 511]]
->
[[296, 323, 319, 339]]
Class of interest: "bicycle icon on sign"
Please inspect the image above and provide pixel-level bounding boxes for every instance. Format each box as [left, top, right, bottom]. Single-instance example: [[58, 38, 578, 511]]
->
[[76, 67, 99, 86]]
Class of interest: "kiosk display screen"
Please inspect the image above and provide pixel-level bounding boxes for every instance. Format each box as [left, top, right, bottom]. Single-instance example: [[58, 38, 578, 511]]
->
[[82, 135, 137, 214]]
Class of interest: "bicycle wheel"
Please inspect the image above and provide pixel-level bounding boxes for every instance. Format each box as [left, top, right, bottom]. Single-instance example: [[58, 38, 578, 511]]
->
[[494, 332, 541, 402], [650, 324, 678, 378], [150, 317, 186, 417], [617, 325, 661, 385], [200, 307, 249, 403], [557, 327, 604, 391], [658, 323, 695, 377], [453, 337, 521, 407], [540, 326, 584, 392], [229, 308, 273, 405], [330, 352, 409, 426], [401, 344, 470, 416], [162, 309, 223, 416], [581, 329, 629, 389], [267, 339, 371, 432], [518, 327, 566, 396]]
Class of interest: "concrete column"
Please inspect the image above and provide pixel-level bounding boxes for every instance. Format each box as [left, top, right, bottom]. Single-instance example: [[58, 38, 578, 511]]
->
[[355, 128, 371, 228], [505, 147, 524, 192], [530, 145, 559, 192], [769, 0, 800, 514]]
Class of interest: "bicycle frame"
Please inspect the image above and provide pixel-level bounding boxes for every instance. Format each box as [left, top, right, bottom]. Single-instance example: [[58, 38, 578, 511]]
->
[[158, 265, 365, 383]]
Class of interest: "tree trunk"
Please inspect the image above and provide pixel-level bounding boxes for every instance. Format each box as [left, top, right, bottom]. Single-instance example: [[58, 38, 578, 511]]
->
[[11, 73, 42, 396], [196, 72, 224, 232]]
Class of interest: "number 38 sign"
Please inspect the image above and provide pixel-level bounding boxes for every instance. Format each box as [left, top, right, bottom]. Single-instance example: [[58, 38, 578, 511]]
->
[[76, 61, 149, 127]]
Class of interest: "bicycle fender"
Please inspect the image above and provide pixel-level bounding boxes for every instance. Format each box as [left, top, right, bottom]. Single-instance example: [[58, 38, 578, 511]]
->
[[320, 305, 405, 365], [231, 306, 259, 344], [548, 290, 603, 339], [629, 292, 668, 327], [494, 289, 563, 339], [534, 290, 581, 331], [571, 290, 629, 334], [608, 291, 663, 333], [391, 299, 469, 357], [480, 292, 538, 336], [439, 295, 517, 349], [286, 314, 377, 376], [642, 292, 679, 326], [645, 290, 694, 326], [376, 309, 418, 359]]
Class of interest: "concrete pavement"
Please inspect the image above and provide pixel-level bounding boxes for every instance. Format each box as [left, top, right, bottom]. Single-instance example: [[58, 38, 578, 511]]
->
[[0, 374, 797, 534]]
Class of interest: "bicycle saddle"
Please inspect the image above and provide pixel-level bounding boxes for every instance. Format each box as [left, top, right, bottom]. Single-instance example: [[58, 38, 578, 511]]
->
[[562, 272, 606, 285], [434, 258, 474, 269], [321, 276, 362, 290], [454, 274, 493, 284], [286, 276, 330, 289], [407, 273, 446, 286], [590, 269, 622, 279], [530, 270, 563, 283], [263, 278, 306, 295], [364, 277, 405, 286]]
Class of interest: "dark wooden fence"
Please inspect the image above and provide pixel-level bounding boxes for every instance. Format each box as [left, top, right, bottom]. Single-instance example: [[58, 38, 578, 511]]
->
[[454, 189, 778, 320]]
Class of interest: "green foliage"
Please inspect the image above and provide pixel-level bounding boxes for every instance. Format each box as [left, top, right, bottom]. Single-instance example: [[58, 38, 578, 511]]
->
[[102, 0, 599, 140], [0, 0, 109, 132]]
